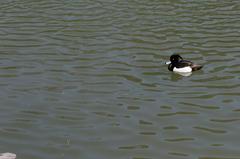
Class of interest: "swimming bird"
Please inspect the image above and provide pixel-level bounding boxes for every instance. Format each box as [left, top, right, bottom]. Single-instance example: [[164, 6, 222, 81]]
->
[[166, 54, 203, 74], [0, 153, 16, 159]]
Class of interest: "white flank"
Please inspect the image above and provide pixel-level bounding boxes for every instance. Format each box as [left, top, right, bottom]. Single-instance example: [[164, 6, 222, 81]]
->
[[173, 66, 192, 73], [175, 72, 192, 77], [0, 153, 16, 159]]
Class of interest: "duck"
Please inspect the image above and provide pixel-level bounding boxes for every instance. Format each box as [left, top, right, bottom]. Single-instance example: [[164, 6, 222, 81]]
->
[[166, 54, 203, 74]]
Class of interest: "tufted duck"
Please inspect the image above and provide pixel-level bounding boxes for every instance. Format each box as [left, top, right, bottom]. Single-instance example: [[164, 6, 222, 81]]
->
[[166, 54, 203, 73]]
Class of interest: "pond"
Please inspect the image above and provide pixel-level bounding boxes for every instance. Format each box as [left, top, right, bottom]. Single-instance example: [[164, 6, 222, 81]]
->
[[0, 0, 240, 159]]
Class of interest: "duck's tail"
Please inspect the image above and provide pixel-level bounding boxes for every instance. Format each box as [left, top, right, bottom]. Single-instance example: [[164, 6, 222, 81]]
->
[[191, 64, 203, 71]]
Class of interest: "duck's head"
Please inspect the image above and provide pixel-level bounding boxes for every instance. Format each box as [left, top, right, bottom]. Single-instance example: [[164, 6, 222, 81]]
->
[[166, 54, 183, 64]]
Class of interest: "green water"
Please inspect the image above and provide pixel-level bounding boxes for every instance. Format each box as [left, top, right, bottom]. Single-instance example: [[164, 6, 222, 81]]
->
[[0, 0, 240, 159]]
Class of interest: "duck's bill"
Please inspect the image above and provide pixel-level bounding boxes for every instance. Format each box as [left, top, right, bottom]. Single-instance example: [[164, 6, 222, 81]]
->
[[165, 61, 171, 65]]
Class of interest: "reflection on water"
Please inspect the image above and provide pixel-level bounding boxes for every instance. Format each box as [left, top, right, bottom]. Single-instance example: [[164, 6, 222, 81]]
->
[[0, 0, 240, 159]]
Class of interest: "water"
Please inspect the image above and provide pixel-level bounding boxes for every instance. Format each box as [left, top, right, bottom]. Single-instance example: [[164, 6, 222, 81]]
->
[[0, 0, 240, 159]]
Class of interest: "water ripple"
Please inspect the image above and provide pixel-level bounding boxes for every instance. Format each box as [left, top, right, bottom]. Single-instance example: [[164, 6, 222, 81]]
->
[[157, 111, 199, 117], [165, 137, 195, 142], [194, 126, 227, 134]]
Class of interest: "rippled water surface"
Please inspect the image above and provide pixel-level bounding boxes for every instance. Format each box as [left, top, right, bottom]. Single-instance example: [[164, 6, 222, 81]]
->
[[0, 0, 240, 159]]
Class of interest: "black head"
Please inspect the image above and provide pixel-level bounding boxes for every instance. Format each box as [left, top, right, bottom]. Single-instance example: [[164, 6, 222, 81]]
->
[[170, 54, 183, 63]]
